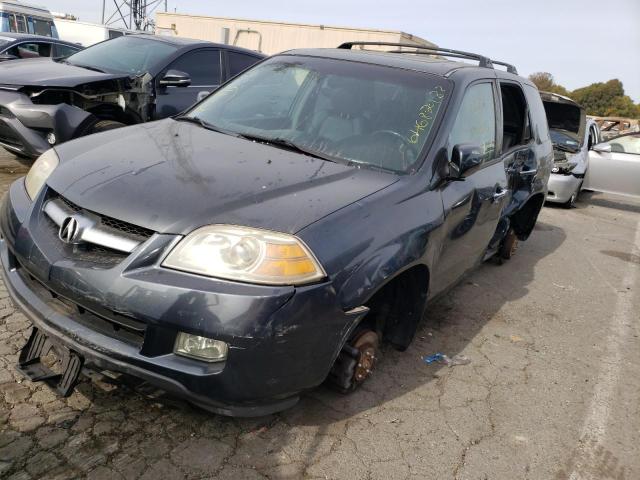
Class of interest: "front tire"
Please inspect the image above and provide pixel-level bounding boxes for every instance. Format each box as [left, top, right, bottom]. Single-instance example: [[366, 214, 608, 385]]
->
[[88, 119, 126, 133], [562, 180, 583, 209]]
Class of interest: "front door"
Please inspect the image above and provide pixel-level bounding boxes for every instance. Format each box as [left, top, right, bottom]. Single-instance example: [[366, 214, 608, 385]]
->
[[155, 48, 222, 119], [584, 133, 640, 197], [434, 81, 508, 294]]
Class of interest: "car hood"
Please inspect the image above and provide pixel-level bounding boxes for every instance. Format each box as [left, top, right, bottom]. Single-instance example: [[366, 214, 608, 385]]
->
[[542, 99, 586, 148], [48, 119, 399, 235], [0, 57, 129, 88]]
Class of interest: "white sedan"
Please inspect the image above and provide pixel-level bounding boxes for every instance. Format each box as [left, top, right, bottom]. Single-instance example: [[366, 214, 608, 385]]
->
[[584, 133, 640, 198]]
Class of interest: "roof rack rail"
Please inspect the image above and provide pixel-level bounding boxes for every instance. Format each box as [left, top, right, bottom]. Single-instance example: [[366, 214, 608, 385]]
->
[[337, 42, 518, 74]]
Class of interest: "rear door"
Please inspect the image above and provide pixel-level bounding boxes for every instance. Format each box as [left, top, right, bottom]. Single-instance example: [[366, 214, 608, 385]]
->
[[154, 48, 222, 118], [584, 133, 640, 197], [434, 81, 508, 292]]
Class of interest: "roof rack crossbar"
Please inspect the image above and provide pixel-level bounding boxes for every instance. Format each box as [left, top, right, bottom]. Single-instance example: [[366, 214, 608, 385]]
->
[[338, 41, 517, 74], [490, 60, 518, 74]]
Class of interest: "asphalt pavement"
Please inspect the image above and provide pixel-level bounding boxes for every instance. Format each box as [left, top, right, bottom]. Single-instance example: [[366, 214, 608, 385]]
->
[[0, 149, 638, 480]]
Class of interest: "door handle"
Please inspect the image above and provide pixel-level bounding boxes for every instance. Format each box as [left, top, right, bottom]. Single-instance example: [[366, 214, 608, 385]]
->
[[492, 188, 509, 203]]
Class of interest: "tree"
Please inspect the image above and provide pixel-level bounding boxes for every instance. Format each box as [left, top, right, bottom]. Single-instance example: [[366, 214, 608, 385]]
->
[[528, 72, 570, 97], [571, 79, 640, 118]]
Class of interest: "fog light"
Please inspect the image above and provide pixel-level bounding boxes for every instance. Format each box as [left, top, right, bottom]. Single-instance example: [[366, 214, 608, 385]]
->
[[174, 332, 228, 362], [46, 132, 56, 145]]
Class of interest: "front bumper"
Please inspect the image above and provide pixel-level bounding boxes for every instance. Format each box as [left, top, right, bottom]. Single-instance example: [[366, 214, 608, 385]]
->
[[0, 181, 364, 416], [0, 89, 92, 158], [546, 173, 582, 204]]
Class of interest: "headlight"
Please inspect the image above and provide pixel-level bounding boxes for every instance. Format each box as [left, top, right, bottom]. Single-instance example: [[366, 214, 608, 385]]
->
[[162, 225, 326, 285], [24, 149, 59, 200], [552, 161, 578, 175]]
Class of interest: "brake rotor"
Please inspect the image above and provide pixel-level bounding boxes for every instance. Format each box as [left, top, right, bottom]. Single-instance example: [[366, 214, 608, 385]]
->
[[500, 228, 519, 260], [351, 330, 379, 385]]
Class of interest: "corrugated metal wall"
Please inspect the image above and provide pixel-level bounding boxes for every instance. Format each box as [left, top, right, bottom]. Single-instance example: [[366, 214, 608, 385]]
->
[[155, 13, 435, 54]]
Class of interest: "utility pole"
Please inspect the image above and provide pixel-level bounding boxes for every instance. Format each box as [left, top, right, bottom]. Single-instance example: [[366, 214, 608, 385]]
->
[[100, 0, 164, 31]]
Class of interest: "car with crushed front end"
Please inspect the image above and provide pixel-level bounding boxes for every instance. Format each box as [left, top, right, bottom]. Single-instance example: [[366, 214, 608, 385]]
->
[[0, 33, 264, 159], [0, 42, 552, 416], [541, 92, 601, 207]]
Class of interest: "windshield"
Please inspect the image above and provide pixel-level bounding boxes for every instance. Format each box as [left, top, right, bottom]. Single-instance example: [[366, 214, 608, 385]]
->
[[186, 56, 450, 174], [65, 36, 177, 75], [550, 129, 580, 151]]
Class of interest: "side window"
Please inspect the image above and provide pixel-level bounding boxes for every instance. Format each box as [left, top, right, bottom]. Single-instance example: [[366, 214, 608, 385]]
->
[[108, 30, 124, 39], [32, 18, 53, 37], [8, 42, 51, 58], [54, 43, 81, 58], [8, 14, 17, 32], [168, 49, 221, 86], [15, 15, 26, 33], [588, 126, 597, 150], [500, 83, 530, 152], [523, 85, 550, 142], [449, 82, 497, 163], [227, 51, 260, 77], [609, 134, 640, 155]]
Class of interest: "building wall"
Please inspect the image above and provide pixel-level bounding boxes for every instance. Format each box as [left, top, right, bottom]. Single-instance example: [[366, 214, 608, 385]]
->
[[155, 12, 435, 54]]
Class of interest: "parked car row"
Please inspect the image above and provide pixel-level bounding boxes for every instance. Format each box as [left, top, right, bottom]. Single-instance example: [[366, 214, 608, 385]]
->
[[0, 33, 636, 416], [542, 92, 640, 206]]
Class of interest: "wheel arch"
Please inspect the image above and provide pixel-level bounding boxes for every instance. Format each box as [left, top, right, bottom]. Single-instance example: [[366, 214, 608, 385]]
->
[[511, 192, 545, 241], [355, 263, 431, 351]]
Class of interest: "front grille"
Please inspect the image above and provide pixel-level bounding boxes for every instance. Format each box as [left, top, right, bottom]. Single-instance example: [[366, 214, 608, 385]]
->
[[0, 120, 23, 149], [42, 213, 126, 266], [58, 195, 154, 240], [0, 106, 14, 118]]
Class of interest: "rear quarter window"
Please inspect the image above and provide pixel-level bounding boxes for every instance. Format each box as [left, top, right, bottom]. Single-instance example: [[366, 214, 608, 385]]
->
[[227, 51, 261, 77]]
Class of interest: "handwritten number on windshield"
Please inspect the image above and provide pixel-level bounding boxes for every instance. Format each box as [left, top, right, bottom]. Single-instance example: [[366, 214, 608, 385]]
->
[[408, 86, 446, 144]]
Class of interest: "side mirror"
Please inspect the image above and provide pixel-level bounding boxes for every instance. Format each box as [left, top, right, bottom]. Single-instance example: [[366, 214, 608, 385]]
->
[[159, 69, 191, 87], [591, 142, 612, 153], [0, 53, 19, 62], [450, 143, 484, 179]]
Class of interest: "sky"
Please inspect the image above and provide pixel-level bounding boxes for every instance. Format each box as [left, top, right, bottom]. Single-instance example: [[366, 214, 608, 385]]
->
[[47, 0, 640, 101]]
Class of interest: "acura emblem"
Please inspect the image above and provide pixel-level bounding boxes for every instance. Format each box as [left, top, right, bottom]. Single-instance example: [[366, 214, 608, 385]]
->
[[59, 216, 80, 244]]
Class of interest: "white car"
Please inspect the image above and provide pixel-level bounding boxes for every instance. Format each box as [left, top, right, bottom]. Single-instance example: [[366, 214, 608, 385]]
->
[[542, 92, 601, 207], [583, 132, 640, 198]]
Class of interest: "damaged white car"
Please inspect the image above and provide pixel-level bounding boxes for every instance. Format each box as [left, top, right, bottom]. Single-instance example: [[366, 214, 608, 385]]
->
[[542, 92, 600, 208]]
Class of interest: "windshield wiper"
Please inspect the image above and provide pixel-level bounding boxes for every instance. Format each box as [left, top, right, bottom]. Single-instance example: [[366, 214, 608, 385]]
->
[[237, 134, 337, 163], [174, 116, 240, 137], [68, 63, 106, 73]]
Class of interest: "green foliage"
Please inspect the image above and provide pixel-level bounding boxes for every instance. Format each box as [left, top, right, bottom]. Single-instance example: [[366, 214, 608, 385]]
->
[[528, 74, 640, 119], [528, 72, 570, 97]]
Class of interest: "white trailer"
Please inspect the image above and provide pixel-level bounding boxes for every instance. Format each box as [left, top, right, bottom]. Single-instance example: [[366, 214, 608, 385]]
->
[[53, 17, 138, 47]]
